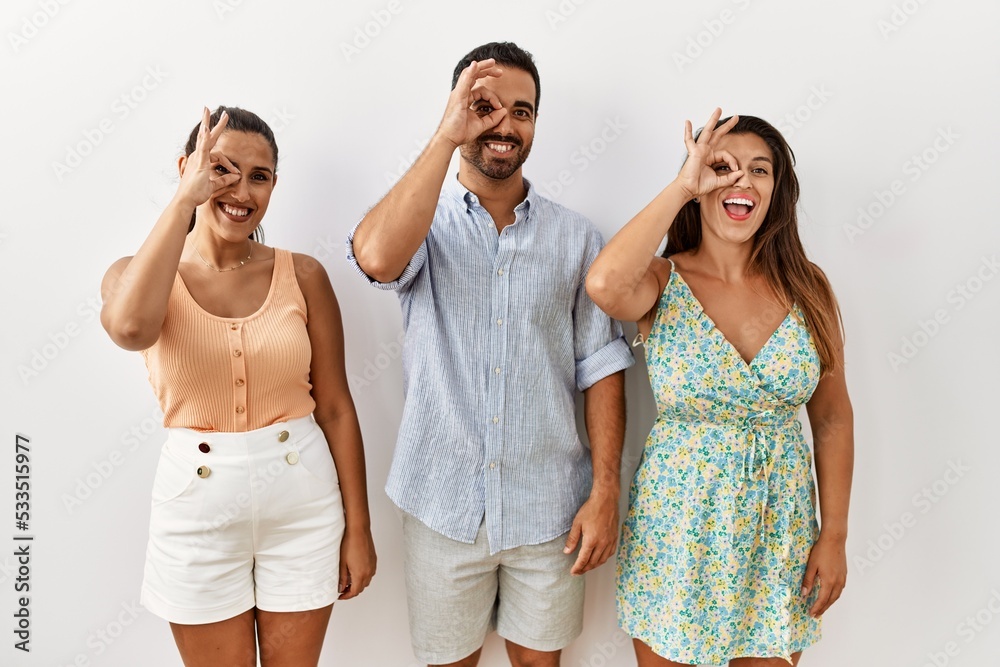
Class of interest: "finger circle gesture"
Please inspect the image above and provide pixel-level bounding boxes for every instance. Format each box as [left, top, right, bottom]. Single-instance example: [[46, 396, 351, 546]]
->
[[177, 107, 242, 208], [676, 107, 743, 202], [438, 59, 508, 148]]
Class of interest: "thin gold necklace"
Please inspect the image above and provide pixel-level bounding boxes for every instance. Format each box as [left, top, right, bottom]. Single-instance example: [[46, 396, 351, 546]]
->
[[195, 241, 253, 272]]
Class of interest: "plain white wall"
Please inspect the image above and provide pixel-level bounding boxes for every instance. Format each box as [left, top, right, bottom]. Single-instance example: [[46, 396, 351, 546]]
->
[[1, 1, 998, 665]]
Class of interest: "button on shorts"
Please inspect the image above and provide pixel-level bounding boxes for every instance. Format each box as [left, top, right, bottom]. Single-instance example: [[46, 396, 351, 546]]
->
[[141, 415, 346, 624], [401, 512, 584, 664]]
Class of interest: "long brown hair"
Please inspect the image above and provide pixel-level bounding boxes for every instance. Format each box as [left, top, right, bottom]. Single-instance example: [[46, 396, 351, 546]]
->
[[664, 115, 843, 376]]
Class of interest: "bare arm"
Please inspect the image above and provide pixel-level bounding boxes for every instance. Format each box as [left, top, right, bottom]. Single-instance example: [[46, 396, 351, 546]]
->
[[294, 253, 377, 600], [564, 371, 626, 575], [101, 108, 239, 350], [351, 59, 506, 283], [802, 331, 854, 617], [586, 108, 743, 322]]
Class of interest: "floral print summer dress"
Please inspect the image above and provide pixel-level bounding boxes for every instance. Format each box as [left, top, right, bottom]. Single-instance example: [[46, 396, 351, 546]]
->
[[617, 260, 822, 665]]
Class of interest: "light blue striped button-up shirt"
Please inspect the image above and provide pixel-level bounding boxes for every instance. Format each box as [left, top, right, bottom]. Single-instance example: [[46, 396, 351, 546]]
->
[[346, 176, 634, 553]]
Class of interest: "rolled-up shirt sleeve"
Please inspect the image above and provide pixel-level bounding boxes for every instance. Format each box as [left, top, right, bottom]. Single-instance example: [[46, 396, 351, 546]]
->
[[345, 220, 427, 292], [573, 227, 635, 391]]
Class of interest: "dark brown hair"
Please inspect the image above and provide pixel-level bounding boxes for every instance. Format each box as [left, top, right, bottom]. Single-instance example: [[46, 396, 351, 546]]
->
[[183, 106, 277, 242], [664, 115, 843, 375], [452, 42, 541, 114]]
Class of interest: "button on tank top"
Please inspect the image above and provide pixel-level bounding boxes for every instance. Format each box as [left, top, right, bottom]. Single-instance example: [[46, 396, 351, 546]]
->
[[141, 248, 316, 432]]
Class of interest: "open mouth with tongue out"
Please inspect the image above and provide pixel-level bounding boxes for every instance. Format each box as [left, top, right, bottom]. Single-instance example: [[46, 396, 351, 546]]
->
[[722, 195, 756, 221]]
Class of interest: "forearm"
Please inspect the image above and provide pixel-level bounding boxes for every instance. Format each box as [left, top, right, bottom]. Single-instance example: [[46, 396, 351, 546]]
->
[[587, 181, 689, 309], [583, 371, 626, 499], [317, 408, 372, 532], [352, 132, 457, 282], [812, 408, 854, 539], [101, 197, 195, 349]]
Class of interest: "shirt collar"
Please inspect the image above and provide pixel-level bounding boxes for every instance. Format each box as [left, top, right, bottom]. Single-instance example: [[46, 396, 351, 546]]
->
[[444, 172, 539, 217]]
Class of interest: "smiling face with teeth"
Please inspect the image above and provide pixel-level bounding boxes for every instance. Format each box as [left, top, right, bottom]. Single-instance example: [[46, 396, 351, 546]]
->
[[698, 132, 775, 246], [459, 67, 537, 182], [186, 130, 277, 243]]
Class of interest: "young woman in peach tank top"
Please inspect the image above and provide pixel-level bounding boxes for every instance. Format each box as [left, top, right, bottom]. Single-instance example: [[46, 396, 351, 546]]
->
[[100, 107, 376, 667]]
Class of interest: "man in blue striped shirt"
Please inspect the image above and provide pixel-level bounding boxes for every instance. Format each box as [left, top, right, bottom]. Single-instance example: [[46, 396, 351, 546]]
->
[[347, 42, 634, 667]]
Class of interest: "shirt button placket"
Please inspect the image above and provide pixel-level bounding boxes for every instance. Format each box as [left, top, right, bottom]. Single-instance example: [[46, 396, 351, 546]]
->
[[487, 225, 514, 542], [228, 322, 248, 430]]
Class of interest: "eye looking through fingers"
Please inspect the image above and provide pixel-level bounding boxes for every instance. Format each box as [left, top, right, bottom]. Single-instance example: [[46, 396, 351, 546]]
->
[[473, 103, 497, 116]]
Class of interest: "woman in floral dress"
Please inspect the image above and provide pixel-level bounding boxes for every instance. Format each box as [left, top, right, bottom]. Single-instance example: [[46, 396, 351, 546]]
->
[[586, 109, 853, 666]]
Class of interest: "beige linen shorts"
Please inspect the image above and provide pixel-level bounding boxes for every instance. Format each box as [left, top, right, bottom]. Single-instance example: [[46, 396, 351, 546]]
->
[[401, 512, 584, 664]]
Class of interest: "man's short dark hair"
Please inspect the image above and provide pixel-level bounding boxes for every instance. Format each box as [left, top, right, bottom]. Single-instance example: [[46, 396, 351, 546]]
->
[[451, 41, 541, 114]]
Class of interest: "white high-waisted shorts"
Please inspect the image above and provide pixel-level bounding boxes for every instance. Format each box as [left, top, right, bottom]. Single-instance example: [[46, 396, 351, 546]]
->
[[141, 415, 345, 624]]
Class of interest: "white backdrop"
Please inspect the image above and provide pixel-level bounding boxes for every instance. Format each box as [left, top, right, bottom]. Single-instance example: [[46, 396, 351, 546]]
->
[[1, 1, 998, 666]]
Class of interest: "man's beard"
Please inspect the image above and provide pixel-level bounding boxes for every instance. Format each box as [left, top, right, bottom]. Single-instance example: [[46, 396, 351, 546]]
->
[[459, 133, 532, 180]]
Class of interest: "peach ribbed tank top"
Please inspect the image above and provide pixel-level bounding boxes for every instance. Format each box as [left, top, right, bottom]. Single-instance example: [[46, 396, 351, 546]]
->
[[142, 248, 316, 432]]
